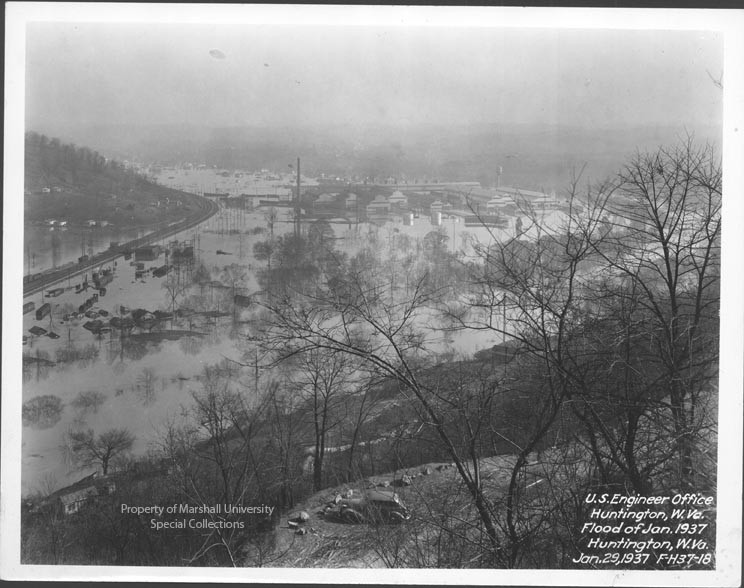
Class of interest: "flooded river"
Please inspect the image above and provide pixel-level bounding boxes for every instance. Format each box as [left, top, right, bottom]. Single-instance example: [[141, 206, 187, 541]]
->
[[24, 225, 151, 275], [21, 171, 540, 496]]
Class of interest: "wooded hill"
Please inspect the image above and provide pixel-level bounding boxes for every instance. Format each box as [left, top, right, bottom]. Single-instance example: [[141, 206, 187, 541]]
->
[[24, 132, 196, 227]]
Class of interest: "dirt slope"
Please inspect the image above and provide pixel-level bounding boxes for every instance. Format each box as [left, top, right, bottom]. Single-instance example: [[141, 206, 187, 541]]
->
[[249, 456, 521, 568]]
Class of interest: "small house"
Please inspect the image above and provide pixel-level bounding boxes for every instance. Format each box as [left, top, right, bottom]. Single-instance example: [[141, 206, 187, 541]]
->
[[314, 193, 337, 205], [60, 486, 99, 515], [135, 245, 162, 261]]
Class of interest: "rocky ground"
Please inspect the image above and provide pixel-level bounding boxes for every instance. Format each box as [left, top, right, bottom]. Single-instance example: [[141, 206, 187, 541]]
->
[[248, 455, 529, 568]]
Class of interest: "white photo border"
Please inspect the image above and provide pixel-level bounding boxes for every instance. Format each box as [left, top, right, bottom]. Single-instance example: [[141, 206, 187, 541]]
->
[[3, 3, 742, 585]]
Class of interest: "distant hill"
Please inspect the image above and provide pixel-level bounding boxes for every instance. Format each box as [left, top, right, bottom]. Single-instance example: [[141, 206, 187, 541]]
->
[[24, 132, 198, 227]]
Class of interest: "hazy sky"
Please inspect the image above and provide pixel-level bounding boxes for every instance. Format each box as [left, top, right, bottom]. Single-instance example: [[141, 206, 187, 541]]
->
[[25, 23, 722, 132]]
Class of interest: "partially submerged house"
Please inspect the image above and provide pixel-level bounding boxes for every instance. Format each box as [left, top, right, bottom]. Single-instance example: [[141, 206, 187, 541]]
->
[[135, 245, 162, 261]]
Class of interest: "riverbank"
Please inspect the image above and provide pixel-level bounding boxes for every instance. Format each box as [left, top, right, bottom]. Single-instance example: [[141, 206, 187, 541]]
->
[[23, 193, 219, 297]]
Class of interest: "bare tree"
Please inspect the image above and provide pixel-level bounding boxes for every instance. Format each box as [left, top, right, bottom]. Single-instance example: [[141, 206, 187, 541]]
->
[[342, 377, 385, 483], [158, 364, 271, 566], [445, 138, 720, 563], [258, 243, 509, 564], [289, 346, 354, 491], [220, 263, 247, 323], [64, 428, 135, 475], [162, 269, 188, 325], [192, 261, 212, 295], [589, 138, 721, 490], [443, 173, 619, 565], [187, 365, 264, 507], [267, 381, 308, 508]]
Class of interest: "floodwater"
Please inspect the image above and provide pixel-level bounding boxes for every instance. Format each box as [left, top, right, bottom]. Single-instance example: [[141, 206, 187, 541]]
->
[[21, 170, 561, 497], [24, 224, 150, 274], [153, 167, 318, 196], [21, 206, 271, 496]]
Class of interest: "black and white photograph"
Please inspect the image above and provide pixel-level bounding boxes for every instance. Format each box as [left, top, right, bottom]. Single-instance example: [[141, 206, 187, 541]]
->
[[2, 4, 742, 584]]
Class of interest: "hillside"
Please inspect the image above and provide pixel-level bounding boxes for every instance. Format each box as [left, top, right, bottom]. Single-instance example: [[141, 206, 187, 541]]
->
[[24, 132, 198, 227], [254, 454, 541, 569]]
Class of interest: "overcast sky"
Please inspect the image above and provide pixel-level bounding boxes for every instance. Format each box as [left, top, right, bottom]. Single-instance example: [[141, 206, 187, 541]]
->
[[25, 23, 722, 132]]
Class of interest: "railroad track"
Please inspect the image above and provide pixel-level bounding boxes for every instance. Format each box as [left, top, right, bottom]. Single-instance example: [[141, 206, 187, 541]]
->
[[23, 193, 219, 298]]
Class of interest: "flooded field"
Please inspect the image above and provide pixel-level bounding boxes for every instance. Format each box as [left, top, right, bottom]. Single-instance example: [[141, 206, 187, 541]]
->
[[21, 171, 562, 496], [21, 205, 272, 495]]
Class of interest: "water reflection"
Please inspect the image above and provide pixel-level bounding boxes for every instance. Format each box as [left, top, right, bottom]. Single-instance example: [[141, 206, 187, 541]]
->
[[24, 224, 148, 273], [179, 336, 205, 356], [135, 368, 158, 406], [107, 337, 159, 363], [71, 390, 107, 415], [22, 395, 64, 429], [22, 352, 54, 383], [55, 343, 100, 370], [70, 390, 108, 428], [24, 208, 385, 494]]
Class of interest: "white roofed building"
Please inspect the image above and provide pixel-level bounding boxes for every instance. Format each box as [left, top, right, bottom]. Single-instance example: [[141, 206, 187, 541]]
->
[[388, 191, 408, 209], [366, 195, 391, 216], [486, 196, 512, 212]]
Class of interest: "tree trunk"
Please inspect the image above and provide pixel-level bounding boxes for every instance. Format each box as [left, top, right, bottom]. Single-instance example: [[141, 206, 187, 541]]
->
[[313, 445, 323, 492], [670, 384, 694, 489]]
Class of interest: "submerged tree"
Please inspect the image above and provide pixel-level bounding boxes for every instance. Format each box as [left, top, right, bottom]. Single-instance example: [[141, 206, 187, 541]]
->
[[162, 269, 188, 324]]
